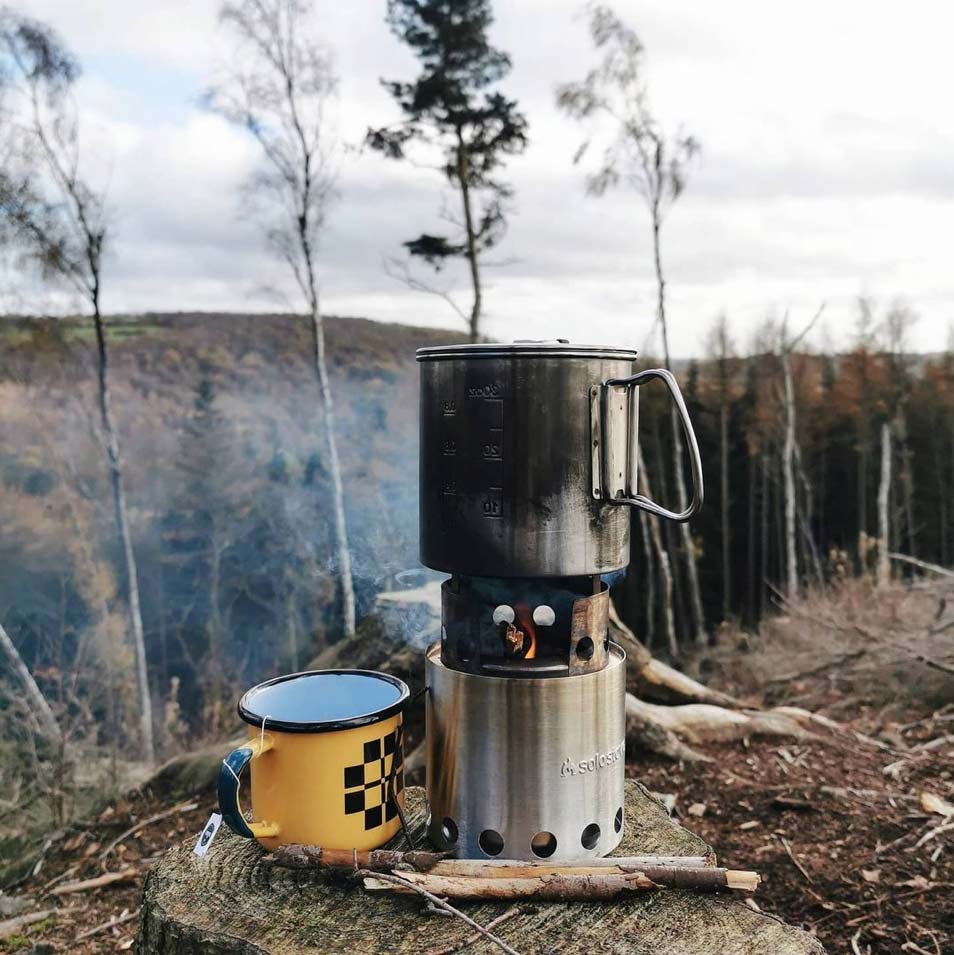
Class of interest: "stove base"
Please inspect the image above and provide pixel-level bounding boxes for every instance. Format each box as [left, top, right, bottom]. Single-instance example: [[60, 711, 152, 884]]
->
[[425, 642, 626, 861]]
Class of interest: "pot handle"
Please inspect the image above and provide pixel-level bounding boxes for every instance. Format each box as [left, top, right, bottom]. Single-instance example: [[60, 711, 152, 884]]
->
[[594, 368, 704, 522]]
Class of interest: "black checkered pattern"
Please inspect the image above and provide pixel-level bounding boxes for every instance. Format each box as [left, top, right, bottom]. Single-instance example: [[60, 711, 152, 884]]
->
[[343, 727, 404, 831]]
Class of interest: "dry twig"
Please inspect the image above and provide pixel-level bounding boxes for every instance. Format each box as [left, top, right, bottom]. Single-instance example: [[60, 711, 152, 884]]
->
[[74, 908, 140, 941], [426, 906, 522, 955], [355, 869, 522, 955]]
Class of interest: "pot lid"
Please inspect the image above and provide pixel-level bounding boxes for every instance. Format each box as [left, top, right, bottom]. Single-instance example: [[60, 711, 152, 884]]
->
[[417, 340, 638, 361], [238, 669, 410, 733]]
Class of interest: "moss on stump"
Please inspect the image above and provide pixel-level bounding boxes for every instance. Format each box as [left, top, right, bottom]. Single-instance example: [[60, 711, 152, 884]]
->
[[136, 781, 825, 955]]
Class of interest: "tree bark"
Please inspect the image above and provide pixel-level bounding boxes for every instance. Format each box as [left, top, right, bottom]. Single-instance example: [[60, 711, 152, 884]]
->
[[92, 307, 154, 765], [877, 420, 892, 587]]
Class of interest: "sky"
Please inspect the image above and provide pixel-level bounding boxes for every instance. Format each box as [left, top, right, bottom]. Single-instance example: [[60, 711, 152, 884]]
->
[[11, 0, 954, 357]]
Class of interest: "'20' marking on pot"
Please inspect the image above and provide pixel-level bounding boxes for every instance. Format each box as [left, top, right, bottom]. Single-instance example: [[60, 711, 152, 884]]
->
[[559, 741, 625, 778]]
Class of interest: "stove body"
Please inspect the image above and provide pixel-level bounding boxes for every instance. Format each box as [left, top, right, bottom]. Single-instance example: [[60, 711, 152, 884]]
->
[[419, 342, 702, 861]]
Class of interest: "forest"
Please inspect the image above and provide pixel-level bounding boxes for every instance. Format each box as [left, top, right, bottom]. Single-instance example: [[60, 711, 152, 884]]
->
[[0, 0, 951, 953]]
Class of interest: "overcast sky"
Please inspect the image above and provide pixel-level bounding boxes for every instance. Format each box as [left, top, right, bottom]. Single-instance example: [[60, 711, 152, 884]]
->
[[13, 0, 954, 357]]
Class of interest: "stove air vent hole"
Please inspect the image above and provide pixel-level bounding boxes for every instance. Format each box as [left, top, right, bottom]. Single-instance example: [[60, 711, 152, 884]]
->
[[581, 823, 600, 850], [492, 605, 515, 625], [441, 818, 459, 845], [614, 807, 624, 833], [478, 829, 504, 856], [532, 605, 555, 627], [530, 831, 558, 858], [575, 636, 594, 661]]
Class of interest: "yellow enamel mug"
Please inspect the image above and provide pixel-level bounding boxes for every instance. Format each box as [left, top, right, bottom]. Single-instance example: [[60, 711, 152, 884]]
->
[[217, 669, 410, 851]]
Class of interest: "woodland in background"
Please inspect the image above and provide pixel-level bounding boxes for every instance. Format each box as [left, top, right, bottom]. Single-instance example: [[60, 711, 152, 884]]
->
[[1, 308, 952, 827]]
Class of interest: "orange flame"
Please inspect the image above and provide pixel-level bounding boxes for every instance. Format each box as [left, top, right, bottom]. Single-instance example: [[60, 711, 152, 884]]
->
[[514, 604, 537, 659]]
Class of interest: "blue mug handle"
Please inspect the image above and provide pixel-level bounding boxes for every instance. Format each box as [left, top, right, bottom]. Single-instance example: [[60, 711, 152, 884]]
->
[[217, 735, 280, 839]]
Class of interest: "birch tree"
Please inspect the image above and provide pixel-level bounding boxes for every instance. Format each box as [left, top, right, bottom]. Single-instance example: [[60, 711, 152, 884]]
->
[[777, 306, 823, 602], [208, 0, 356, 637], [0, 11, 154, 764], [556, 3, 705, 644]]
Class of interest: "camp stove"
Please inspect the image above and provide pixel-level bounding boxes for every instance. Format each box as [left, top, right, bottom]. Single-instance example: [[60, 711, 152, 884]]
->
[[419, 342, 703, 861]]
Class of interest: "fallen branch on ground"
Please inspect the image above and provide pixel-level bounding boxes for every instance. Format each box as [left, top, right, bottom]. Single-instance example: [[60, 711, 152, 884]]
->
[[0, 909, 56, 940], [74, 908, 140, 941], [609, 601, 743, 708], [100, 801, 199, 863], [51, 867, 138, 895], [888, 552, 954, 579]]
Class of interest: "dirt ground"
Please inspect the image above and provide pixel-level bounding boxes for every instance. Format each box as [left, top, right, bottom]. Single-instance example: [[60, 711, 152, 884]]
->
[[2, 581, 952, 954]]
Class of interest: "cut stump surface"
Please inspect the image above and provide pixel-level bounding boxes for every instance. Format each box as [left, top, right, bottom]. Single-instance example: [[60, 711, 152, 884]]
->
[[136, 781, 825, 954]]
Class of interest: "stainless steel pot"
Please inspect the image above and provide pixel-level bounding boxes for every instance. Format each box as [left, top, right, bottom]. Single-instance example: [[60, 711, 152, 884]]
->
[[418, 341, 703, 578]]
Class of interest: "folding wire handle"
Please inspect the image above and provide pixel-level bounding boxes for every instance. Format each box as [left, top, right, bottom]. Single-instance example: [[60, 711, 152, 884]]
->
[[591, 367, 704, 522]]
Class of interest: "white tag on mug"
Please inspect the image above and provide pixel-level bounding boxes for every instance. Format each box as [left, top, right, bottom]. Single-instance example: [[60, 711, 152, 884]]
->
[[194, 812, 223, 857]]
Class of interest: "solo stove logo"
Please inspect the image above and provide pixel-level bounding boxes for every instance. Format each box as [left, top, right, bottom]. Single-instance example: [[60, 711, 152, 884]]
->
[[559, 740, 625, 778]]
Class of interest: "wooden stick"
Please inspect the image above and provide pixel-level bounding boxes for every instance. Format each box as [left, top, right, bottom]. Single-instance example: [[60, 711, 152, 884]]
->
[[426, 906, 521, 955], [51, 867, 138, 895], [267, 845, 708, 873], [364, 870, 660, 901], [74, 908, 140, 941], [356, 870, 522, 955]]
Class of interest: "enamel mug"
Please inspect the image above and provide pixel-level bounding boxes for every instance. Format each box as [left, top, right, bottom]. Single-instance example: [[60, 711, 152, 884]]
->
[[217, 669, 410, 851]]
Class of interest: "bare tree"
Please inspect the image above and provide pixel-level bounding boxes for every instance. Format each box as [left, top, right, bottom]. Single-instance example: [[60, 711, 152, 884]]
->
[[207, 0, 356, 637], [0, 620, 61, 747], [0, 11, 154, 763], [557, 3, 706, 645], [777, 306, 824, 602]]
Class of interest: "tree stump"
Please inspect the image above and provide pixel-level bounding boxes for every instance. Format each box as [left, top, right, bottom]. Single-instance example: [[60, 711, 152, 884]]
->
[[137, 781, 825, 955]]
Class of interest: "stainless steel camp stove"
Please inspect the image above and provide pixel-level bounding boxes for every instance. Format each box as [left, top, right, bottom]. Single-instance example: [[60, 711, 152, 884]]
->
[[419, 342, 703, 861]]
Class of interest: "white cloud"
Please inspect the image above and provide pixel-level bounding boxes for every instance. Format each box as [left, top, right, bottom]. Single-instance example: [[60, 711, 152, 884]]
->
[[13, 0, 954, 355]]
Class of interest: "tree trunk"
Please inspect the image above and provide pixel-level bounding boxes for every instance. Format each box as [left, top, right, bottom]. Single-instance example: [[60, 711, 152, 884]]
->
[[310, 305, 356, 639], [92, 308, 154, 765], [651, 211, 706, 644], [877, 420, 892, 587], [781, 350, 798, 601], [719, 396, 730, 621], [638, 446, 677, 657], [456, 133, 482, 343], [0, 621, 62, 746], [896, 410, 916, 556], [136, 784, 825, 955], [637, 510, 656, 649]]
